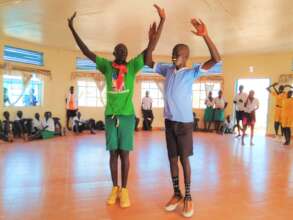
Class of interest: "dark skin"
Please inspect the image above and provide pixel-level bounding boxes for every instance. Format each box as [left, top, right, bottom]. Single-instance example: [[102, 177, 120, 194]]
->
[[204, 91, 213, 131], [152, 18, 220, 70], [66, 86, 77, 130], [215, 90, 227, 133], [35, 113, 40, 121], [267, 83, 293, 136], [67, 4, 165, 66], [234, 85, 245, 136], [68, 5, 165, 189], [147, 17, 221, 209]]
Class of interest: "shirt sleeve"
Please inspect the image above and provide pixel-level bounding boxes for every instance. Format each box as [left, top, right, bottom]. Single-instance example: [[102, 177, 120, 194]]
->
[[128, 53, 145, 75], [96, 56, 110, 74], [154, 63, 172, 77], [189, 64, 208, 79]]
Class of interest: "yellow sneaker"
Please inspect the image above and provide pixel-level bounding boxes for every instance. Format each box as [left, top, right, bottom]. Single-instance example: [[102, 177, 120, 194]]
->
[[107, 186, 119, 205], [165, 194, 183, 212], [119, 188, 131, 208], [182, 199, 194, 218]]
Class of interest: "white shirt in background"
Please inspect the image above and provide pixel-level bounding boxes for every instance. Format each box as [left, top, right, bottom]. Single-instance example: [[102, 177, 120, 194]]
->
[[244, 98, 259, 113], [33, 118, 43, 130], [42, 118, 55, 132], [142, 97, 152, 110], [224, 120, 233, 130], [214, 97, 226, 109], [234, 92, 248, 111], [205, 97, 214, 107], [72, 116, 84, 127]]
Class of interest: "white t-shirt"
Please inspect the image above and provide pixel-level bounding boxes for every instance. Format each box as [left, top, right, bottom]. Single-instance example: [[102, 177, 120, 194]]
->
[[32, 118, 43, 130], [205, 97, 214, 107], [142, 97, 152, 110], [234, 92, 248, 111], [244, 98, 259, 113], [72, 116, 84, 127], [42, 118, 55, 132], [224, 120, 233, 130], [214, 97, 226, 109]]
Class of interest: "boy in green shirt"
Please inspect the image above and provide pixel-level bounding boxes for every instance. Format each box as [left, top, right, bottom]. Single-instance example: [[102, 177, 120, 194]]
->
[[68, 4, 165, 208]]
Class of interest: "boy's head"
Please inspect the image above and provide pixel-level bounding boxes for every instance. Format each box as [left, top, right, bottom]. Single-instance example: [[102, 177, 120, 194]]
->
[[279, 85, 284, 93], [70, 86, 74, 94], [218, 90, 223, 97], [248, 90, 255, 98], [113, 43, 128, 64], [208, 91, 212, 97], [172, 44, 190, 69], [35, 113, 40, 120], [226, 115, 230, 121], [17, 111, 23, 118], [239, 85, 244, 93], [146, 91, 149, 97], [288, 90, 293, 98], [3, 111, 10, 119]]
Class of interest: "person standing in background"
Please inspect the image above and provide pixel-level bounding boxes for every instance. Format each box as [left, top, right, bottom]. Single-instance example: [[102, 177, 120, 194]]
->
[[66, 86, 78, 130], [141, 91, 154, 130], [214, 90, 228, 133], [233, 85, 247, 137], [204, 91, 214, 132]]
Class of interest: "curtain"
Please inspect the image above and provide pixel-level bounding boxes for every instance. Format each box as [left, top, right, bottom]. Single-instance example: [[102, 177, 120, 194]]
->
[[6, 70, 33, 106], [94, 79, 106, 106], [155, 81, 164, 94], [204, 82, 215, 96]]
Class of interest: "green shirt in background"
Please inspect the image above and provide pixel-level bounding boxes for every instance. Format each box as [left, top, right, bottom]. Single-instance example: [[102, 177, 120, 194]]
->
[[96, 54, 144, 116]]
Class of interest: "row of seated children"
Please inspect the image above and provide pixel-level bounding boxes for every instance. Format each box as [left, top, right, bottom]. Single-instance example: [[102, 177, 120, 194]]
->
[[0, 111, 64, 142]]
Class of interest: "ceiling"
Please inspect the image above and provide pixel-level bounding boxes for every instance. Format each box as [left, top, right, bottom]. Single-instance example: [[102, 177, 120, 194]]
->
[[1, 0, 293, 57]]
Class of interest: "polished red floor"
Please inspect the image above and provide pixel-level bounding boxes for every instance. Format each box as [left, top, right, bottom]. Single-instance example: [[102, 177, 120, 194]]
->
[[0, 131, 292, 220]]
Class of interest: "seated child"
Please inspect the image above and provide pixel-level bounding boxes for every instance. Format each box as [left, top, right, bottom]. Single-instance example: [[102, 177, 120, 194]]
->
[[72, 112, 95, 134], [221, 115, 234, 134], [13, 110, 26, 138], [28, 112, 55, 140], [0, 111, 14, 142]]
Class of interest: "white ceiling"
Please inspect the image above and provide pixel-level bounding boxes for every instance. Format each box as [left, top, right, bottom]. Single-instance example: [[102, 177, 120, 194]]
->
[[1, 0, 293, 56]]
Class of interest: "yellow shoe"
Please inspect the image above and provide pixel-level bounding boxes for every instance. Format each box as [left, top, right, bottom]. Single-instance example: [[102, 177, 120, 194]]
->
[[165, 194, 183, 212], [182, 199, 194, 218], [119, 188, 131, 208], [107, 186, 119, 205]]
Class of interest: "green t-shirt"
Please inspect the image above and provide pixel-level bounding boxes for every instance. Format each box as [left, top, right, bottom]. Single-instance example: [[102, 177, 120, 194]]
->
[[96, 54, 144, 116]]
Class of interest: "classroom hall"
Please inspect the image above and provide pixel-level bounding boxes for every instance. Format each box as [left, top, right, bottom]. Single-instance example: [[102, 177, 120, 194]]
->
[[0, 0, 293, 219]]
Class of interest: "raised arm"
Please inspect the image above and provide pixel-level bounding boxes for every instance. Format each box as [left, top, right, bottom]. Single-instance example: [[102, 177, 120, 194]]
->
[[144, 4, 166, 67], [266, 82, 278, 94], [68, 12, 96, 63], [190, 19, 221, 70]]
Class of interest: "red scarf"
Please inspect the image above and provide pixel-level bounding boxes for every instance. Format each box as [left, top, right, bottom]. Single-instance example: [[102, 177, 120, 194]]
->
[[112, 62, 128, 91]]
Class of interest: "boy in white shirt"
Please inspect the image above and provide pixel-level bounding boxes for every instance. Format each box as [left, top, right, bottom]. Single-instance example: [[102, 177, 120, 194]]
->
[[72, 112, 95, 134], [233, 85, 248, 137], [242, 90, 259, 145]]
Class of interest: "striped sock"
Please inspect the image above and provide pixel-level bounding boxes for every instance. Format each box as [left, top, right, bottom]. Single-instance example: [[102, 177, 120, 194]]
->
[[185, 182, 192, 200], [172, 176, 181, 197]]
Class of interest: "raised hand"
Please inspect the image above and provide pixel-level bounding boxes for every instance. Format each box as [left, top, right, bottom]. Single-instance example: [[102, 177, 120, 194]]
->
[[191, 18, 207, 37], [149, 22, 157, 42], [154, 4, 166, 20], [68, 12, 77, 29]]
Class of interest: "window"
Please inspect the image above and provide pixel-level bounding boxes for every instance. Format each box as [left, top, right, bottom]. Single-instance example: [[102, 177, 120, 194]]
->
[[77, 80, 106, 107], [76, 58, 96, 71], [141, 81, 164, 108], [3, 74, 43, 107], [4, 45, 44, 66], [192, 81, 221, 109]]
